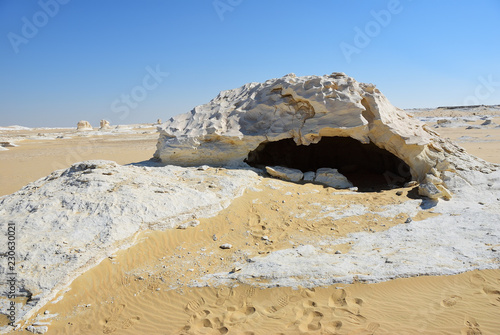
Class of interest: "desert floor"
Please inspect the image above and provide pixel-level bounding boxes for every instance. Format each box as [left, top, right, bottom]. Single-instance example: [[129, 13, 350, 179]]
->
[[1, 111, 500, 334]]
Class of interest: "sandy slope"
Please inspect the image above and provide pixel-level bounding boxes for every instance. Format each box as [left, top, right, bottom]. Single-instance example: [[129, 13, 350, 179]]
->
[[1, 113, 500, 334]]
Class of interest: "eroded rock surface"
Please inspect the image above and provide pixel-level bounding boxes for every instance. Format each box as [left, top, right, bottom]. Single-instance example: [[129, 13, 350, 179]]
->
[[0, 161, 259, 326], [76, 120, 92, 131], [155, 73, 497, 198], [99, 119, 111, 130]]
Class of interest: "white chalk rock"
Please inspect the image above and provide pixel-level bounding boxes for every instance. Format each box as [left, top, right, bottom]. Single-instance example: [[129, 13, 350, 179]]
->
[[76, 120, 93, 131], [99, 119, 111, 130], [0, 160, 259, 326], [265, 166, 303, 182], [26, 325, 48, 334], [155, 73, 497, 199], [314, 168, 353, 189]]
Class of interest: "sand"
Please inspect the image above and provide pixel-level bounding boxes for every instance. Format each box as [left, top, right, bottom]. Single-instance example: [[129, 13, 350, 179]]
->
[[2, 115, 500, 334], [0, 127, 158, 197]]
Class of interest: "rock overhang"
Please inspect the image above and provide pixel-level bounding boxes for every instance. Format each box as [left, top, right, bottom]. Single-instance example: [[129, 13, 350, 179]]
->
[[155, 72, 498, 199]]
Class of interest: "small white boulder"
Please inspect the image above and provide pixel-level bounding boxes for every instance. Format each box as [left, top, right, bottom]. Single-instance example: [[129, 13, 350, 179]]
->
[[303, 171, 316, 182], [265, 166, 303, 182], [26, 325, 48, 334], [314, 168, 353, 189]]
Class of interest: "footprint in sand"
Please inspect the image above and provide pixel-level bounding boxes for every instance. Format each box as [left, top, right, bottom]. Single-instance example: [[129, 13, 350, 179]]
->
[[216, 287, 234, 306], [470, 273, 486, 286], [262, 295, 295, 318], [244, 286, 256, 299], [227, 305, 256, 325], [300, 287, 316, 298], [102, 304, 140, 334], [482, 285, 500, 305], [102, 325, 116, 334], [101, 303, 126, 333], [303, 300, 318, 308], [325, 320, 343, 333], [185, 297, 206, 315], [121, 316, 140, 329], [187, 314, 225, 333], [461, 316, 482, 335], [332, 308, 367, 325], [328, 289, 347, 307], [441, 295, 462, 307], [297, 310, 324, 332], [109, 303, 126, 321], [248, 212, 261, 227]]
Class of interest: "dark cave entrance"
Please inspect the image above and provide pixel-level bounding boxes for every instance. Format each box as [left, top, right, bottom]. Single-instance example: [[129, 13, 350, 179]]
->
[[245, 136, 412, 191]]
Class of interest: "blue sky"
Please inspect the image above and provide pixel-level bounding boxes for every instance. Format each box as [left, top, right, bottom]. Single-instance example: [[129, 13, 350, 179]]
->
[[1, 0, 499, 127]]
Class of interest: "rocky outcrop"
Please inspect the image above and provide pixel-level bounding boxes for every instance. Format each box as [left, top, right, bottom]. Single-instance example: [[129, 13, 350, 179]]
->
[[0, 161, 259, 327], [76, 120, 92, 131], [155, 73, 497, 198]]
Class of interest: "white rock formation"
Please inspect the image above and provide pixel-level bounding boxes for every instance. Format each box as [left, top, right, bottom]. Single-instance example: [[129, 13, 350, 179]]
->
[[76, 120, 92, 131], [155, 73, 497, 199], [99, 119, 111, 130], [314, 168, 353, 189], [0, 161, 259, 327], [265, 166, 303, 182]]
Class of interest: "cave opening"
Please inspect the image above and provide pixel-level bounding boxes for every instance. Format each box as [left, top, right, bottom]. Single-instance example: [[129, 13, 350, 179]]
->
[[245, 136, 412, 191]]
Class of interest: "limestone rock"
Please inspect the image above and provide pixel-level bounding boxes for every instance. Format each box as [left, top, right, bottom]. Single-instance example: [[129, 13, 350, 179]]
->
[[155, 72, 497, 199], [265, 166, 303, 182], [0, 160, 259, 325], [76, 120, 92, 131], [314, 168, 353, 189], [26, 325, 48, 334], [418, 182, 442, 199], [303, 171, 316, 182], [99, 119, 111, 130]]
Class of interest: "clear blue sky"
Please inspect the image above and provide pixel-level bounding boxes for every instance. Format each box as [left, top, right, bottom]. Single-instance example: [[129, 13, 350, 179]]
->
[[1, 0, 499, 127]]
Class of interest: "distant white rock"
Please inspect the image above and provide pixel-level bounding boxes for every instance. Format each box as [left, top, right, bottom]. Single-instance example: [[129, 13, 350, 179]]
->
[[99, 119, 111, 130], [76, 120, 92, 131], [265, 166, 303, 182], [314, 168, 353, 189], [155, 72, 497, 199]]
